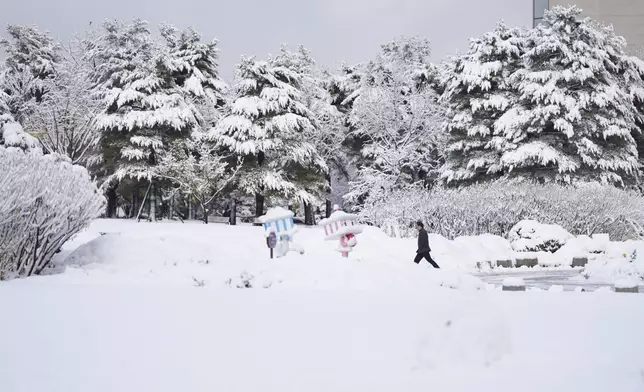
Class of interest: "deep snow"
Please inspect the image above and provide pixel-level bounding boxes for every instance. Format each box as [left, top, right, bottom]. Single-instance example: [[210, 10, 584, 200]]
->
[[2, 219, 644, 392], [35, 219, 483, 290], [1, 287, 643, 392]]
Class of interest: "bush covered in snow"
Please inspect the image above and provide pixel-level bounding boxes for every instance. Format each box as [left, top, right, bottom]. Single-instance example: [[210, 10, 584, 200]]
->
[[581, 241, 644, 282], [0, 148, 105, 279], [508, 220, 573, 253], [0, 114, 42, 154], [358, 181, 644, 240]]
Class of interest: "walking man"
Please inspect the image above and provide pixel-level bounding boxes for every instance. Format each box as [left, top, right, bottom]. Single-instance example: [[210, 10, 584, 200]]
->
[[414, 221, 440, 268]]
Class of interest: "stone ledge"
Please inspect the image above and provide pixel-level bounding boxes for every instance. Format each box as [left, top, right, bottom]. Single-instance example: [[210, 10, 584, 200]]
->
[[572, 257, 588, 267], [496, 259, 513, 268], [502, 285, 526, 292], [515, 258, 538, 268], [615, 286, 639, 293]]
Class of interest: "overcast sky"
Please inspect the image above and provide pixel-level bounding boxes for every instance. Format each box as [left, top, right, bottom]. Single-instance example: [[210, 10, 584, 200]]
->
[[0, 0, 531, 80]]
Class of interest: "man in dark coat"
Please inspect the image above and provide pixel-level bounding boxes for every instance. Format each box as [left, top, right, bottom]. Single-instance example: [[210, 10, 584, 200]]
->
[[414, 221, 440, 268]]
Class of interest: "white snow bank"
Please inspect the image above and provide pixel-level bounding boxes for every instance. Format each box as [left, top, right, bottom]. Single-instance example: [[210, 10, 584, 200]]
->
[[427, 233, 515, 269], [502, 277, 525, 287], [44, 220, 484, 291], [508, 220, 573, 253], [615, 278, 640, 289], [581, 240, 644, 282]]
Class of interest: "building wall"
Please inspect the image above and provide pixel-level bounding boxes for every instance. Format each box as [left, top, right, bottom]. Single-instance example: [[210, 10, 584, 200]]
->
[[546, 0, 644, 52]]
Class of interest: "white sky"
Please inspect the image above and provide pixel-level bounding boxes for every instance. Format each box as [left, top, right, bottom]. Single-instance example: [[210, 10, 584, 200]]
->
[[0, 0, 532, 80]]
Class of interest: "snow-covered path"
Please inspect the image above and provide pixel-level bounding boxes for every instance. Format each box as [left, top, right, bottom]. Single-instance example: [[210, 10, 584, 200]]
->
[[1, 285, 643, 392]]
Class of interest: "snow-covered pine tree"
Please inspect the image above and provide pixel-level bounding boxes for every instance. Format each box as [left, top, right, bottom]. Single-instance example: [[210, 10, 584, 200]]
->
[[0, 25, 61, 121], [156, 25, 231, 220], [346, 36, 444, 209], [625, 47, 644, 174], [271, 45, 346, 222], [495, 6, 643, 186], [440, 22, 526, 185], [158, 24, 228, 128], [325, 63, 363, 117], [321, 63, 365, 211], [89, 19, 199, 221], [212, 54, 327, 218]]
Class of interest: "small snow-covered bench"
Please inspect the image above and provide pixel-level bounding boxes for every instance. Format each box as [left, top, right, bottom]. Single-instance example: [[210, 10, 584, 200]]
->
[[502, 277, 526, 292], [614, 279, 639, 293]]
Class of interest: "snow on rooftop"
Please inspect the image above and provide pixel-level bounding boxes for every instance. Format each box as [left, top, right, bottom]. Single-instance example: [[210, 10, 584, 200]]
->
[[257, 207, 294, 223], [318, 210, 359, 226]]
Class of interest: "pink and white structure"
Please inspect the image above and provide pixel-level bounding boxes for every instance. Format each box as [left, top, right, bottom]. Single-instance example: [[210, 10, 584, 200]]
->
[[318, 205, 363, 257]]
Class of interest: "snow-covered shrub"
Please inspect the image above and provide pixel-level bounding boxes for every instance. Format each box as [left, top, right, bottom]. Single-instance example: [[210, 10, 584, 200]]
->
[[507, 220, 573, 253], [0, 148, 105, 278], [581, 241, 644, 282], [357, 181, 644, 240], [0, 114, 42, 154]]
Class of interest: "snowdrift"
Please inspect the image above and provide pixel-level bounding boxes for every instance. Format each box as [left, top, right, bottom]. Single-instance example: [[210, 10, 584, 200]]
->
[[50, 220, 483, 291], [579, 241, 644, 283]]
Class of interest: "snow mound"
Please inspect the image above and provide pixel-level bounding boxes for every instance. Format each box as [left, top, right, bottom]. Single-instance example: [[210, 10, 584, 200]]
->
[[581, 240, 644, 282], [57, 221, 484, 291], [502, 277, 525, 287], [615, 278, 639, 289], [508, 220, 573, 253]]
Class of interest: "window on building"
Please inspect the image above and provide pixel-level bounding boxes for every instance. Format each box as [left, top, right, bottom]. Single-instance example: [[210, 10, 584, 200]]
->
[[533, 0, 548, 27]]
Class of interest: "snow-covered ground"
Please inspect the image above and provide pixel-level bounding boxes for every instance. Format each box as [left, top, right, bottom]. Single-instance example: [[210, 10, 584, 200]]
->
[[23, 219, 483, 290], [1, 219, 644, 392]]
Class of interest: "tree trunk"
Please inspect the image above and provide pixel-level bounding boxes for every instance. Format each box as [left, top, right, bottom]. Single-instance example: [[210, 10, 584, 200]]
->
[[106, 185, 117, 218], [255, 193, 265, 218], [255, 151, 266, 219], [229, 199, 237, 226], [149, 181, 157, 222], [131, 183, 140, 219], [188, 197, 194, 220], [325, 172, 332, 218], [168, 193, 174, 220], [201, 202, 208, 224], [304, 202, 314, 226]]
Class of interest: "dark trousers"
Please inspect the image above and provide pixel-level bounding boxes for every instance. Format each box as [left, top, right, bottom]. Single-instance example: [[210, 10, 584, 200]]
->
[[414, 252, 440, 268]]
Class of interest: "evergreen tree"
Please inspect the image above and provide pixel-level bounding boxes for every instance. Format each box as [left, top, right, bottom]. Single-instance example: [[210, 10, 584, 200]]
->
[[88, 19, 199, 220], [495, 6, 643, 186], [322, 63, 367, 210], [156, 25, 232, 221], [0, 25, 61, 121], [158, 24, 228, 128], [440, 22, 526, 185], [272, 45, 346, 222], [212, 54, 326, 217]]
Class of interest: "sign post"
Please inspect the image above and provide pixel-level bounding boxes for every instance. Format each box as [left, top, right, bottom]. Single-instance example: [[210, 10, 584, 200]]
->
[[267, 231, 277, 259]]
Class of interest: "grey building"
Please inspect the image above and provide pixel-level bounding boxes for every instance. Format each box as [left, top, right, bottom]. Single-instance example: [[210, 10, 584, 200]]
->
[[533, 0, 644, 52]]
